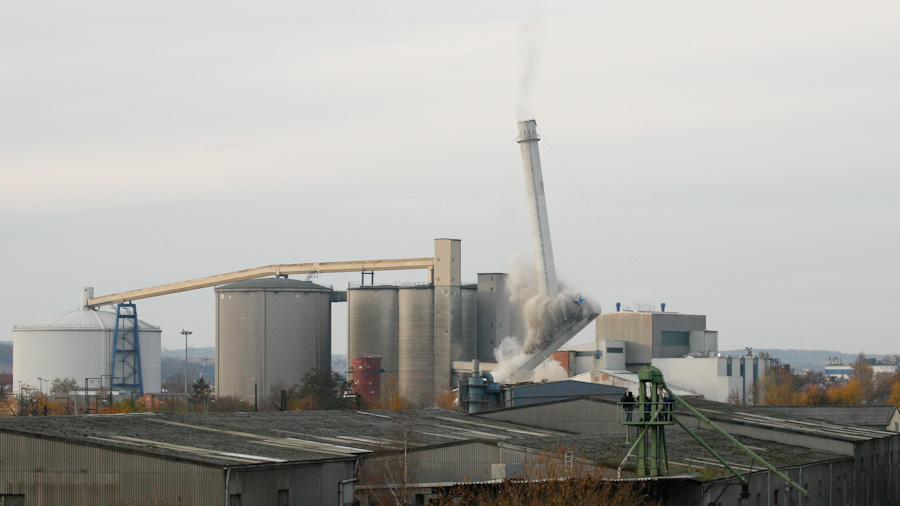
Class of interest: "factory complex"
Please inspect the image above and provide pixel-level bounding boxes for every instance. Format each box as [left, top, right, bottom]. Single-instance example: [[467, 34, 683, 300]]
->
[[5, 119, 898, 506]]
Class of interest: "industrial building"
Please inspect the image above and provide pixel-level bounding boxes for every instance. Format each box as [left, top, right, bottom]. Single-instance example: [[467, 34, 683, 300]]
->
[[554, 307, 778, 404]]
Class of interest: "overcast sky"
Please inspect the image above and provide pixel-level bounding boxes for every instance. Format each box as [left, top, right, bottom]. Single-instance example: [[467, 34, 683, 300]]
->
[[2, 2, 898, 359]]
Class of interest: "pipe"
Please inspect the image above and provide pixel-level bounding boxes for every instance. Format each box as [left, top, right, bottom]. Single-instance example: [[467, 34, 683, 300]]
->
[[517, 119, 558, 299]]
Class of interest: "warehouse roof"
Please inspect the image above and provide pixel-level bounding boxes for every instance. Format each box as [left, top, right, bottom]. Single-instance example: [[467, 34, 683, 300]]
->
[[745, 405, 900, 429], [0, 408, 564, 467], [504, 425, 844, 482], [682, 398, 895, 442]]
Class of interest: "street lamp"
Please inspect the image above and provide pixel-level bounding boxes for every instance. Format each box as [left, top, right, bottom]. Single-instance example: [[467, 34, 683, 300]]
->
[[181, 330, 192, 395]]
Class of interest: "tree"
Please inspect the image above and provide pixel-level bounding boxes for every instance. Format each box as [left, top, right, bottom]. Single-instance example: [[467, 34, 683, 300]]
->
[[889, 382, 900, 410], [726, 389, 742, 405], [435, 389, 457, 410], [796, 385, 827, 405], [296, 369, 356, 410], [190, 377, 213, 410], [49, 377, 78, 395], [374, 374, 409, 410], [760, 366, 797, 405], [826, 380, 862, 406], [849, 353, 875, 402]]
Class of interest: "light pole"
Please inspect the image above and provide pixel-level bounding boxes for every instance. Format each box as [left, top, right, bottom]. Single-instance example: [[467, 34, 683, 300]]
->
[[181, 330, 192, 395], [251, 378, 258, 412]]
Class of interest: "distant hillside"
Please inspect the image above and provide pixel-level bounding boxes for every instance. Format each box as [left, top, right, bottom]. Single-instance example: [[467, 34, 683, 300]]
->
[[720, 349, 861, 371], [161, 347, 215, 359]]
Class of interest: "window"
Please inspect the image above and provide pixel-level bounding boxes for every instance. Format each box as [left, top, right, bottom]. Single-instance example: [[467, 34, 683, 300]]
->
[[0, 496, 25, 506], [727, 358, 733, 377], [278, 489, 289, 506], [607, 347, 624, 353], [661, 331, 689, 346]]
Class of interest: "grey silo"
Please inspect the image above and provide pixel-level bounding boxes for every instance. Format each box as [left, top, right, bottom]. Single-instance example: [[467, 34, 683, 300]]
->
[[398, 285, 435, 406], [456, 285, 478, 362], [476, 273, 513, 362], [347, 285, 400, 389], [215, 278, 332, 406]]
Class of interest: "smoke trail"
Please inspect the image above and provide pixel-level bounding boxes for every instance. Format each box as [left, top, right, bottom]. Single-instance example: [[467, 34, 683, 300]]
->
[[516, 19, 544, 122]]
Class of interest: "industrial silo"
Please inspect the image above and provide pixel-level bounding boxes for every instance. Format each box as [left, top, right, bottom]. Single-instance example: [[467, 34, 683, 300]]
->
[[215, 278, 332, 407], [12, 306, 162, 395], [347, 285, 399, 397], [456, 285, 478, 362], [397, 284, 434, 406]]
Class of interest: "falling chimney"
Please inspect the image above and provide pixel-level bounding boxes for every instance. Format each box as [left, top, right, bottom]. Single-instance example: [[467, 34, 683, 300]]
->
[[516, 119, 558, 299]]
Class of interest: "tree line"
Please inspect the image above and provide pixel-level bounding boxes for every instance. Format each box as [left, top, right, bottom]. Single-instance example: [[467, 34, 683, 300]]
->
[[756, 353, 900, 407]]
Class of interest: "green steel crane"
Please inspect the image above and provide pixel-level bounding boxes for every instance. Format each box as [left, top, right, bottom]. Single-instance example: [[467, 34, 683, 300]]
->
[[618, 366, 807, 498]]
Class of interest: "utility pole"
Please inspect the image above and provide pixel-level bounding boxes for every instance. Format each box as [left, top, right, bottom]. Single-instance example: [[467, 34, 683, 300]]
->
[[181, 330, 192, 395]]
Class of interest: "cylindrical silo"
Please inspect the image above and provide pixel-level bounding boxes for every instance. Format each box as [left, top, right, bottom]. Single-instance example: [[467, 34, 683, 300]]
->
[[347, 285, 399, 395], [215, 278, 332, 407], [13, 308, 162, 395], [456, 285, 478, 362], [398, 285, 434, 406]]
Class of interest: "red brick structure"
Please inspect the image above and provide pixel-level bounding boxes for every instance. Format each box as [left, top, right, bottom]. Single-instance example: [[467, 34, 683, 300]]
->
[[351, 357, 382, 406]]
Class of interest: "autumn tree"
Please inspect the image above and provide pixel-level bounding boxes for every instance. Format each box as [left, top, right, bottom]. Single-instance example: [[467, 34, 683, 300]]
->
[[849, 353, 875, 402], [435, 389, 457, 410], [760, 366, 797, 405], [375, 375, 409, 410], [889, 382, 900, 410], [796, 384, 827, 405], [826, 380, 863, 406]]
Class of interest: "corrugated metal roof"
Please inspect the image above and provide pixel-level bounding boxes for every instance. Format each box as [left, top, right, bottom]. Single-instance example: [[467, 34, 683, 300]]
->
[[747, 405, 899, 428], [215, 277, 331, 291], [13, 309, 161, 331], [0, 408, 565, 466]]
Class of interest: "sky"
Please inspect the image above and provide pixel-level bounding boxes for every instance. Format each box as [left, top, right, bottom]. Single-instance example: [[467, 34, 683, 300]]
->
[[2, 2, 898, 358]]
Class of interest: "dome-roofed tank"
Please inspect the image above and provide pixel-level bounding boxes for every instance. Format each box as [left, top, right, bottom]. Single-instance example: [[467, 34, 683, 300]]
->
[[215, 277, 332, 406], [13, 306, 162, 395]]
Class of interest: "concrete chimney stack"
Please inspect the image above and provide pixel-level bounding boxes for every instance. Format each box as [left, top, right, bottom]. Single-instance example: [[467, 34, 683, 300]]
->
[[516, 119, 558, 298]]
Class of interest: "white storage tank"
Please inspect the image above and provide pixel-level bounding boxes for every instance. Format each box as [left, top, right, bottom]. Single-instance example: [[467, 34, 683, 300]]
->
[[215, 278, 332, 406], [12, 308, 162, 395]]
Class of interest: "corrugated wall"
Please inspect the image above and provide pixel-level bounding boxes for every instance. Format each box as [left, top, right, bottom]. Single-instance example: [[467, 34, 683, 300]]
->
[[477, 398, 623, 434], [0, 432, 223, 506]]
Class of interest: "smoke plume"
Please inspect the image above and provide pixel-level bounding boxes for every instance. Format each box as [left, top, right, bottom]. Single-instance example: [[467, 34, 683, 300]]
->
[[516, 19, 544, 122], [491, 255, 599, 384]]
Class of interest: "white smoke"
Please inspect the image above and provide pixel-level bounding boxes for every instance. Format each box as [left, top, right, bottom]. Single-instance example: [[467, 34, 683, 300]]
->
[[490, 255, 599, 384], [516, 19, 544, 122]]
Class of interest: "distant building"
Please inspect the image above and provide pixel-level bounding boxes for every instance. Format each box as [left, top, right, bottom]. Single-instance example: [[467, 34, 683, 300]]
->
[[825, 356, 899, 380], [582, 307, 772, 403]]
